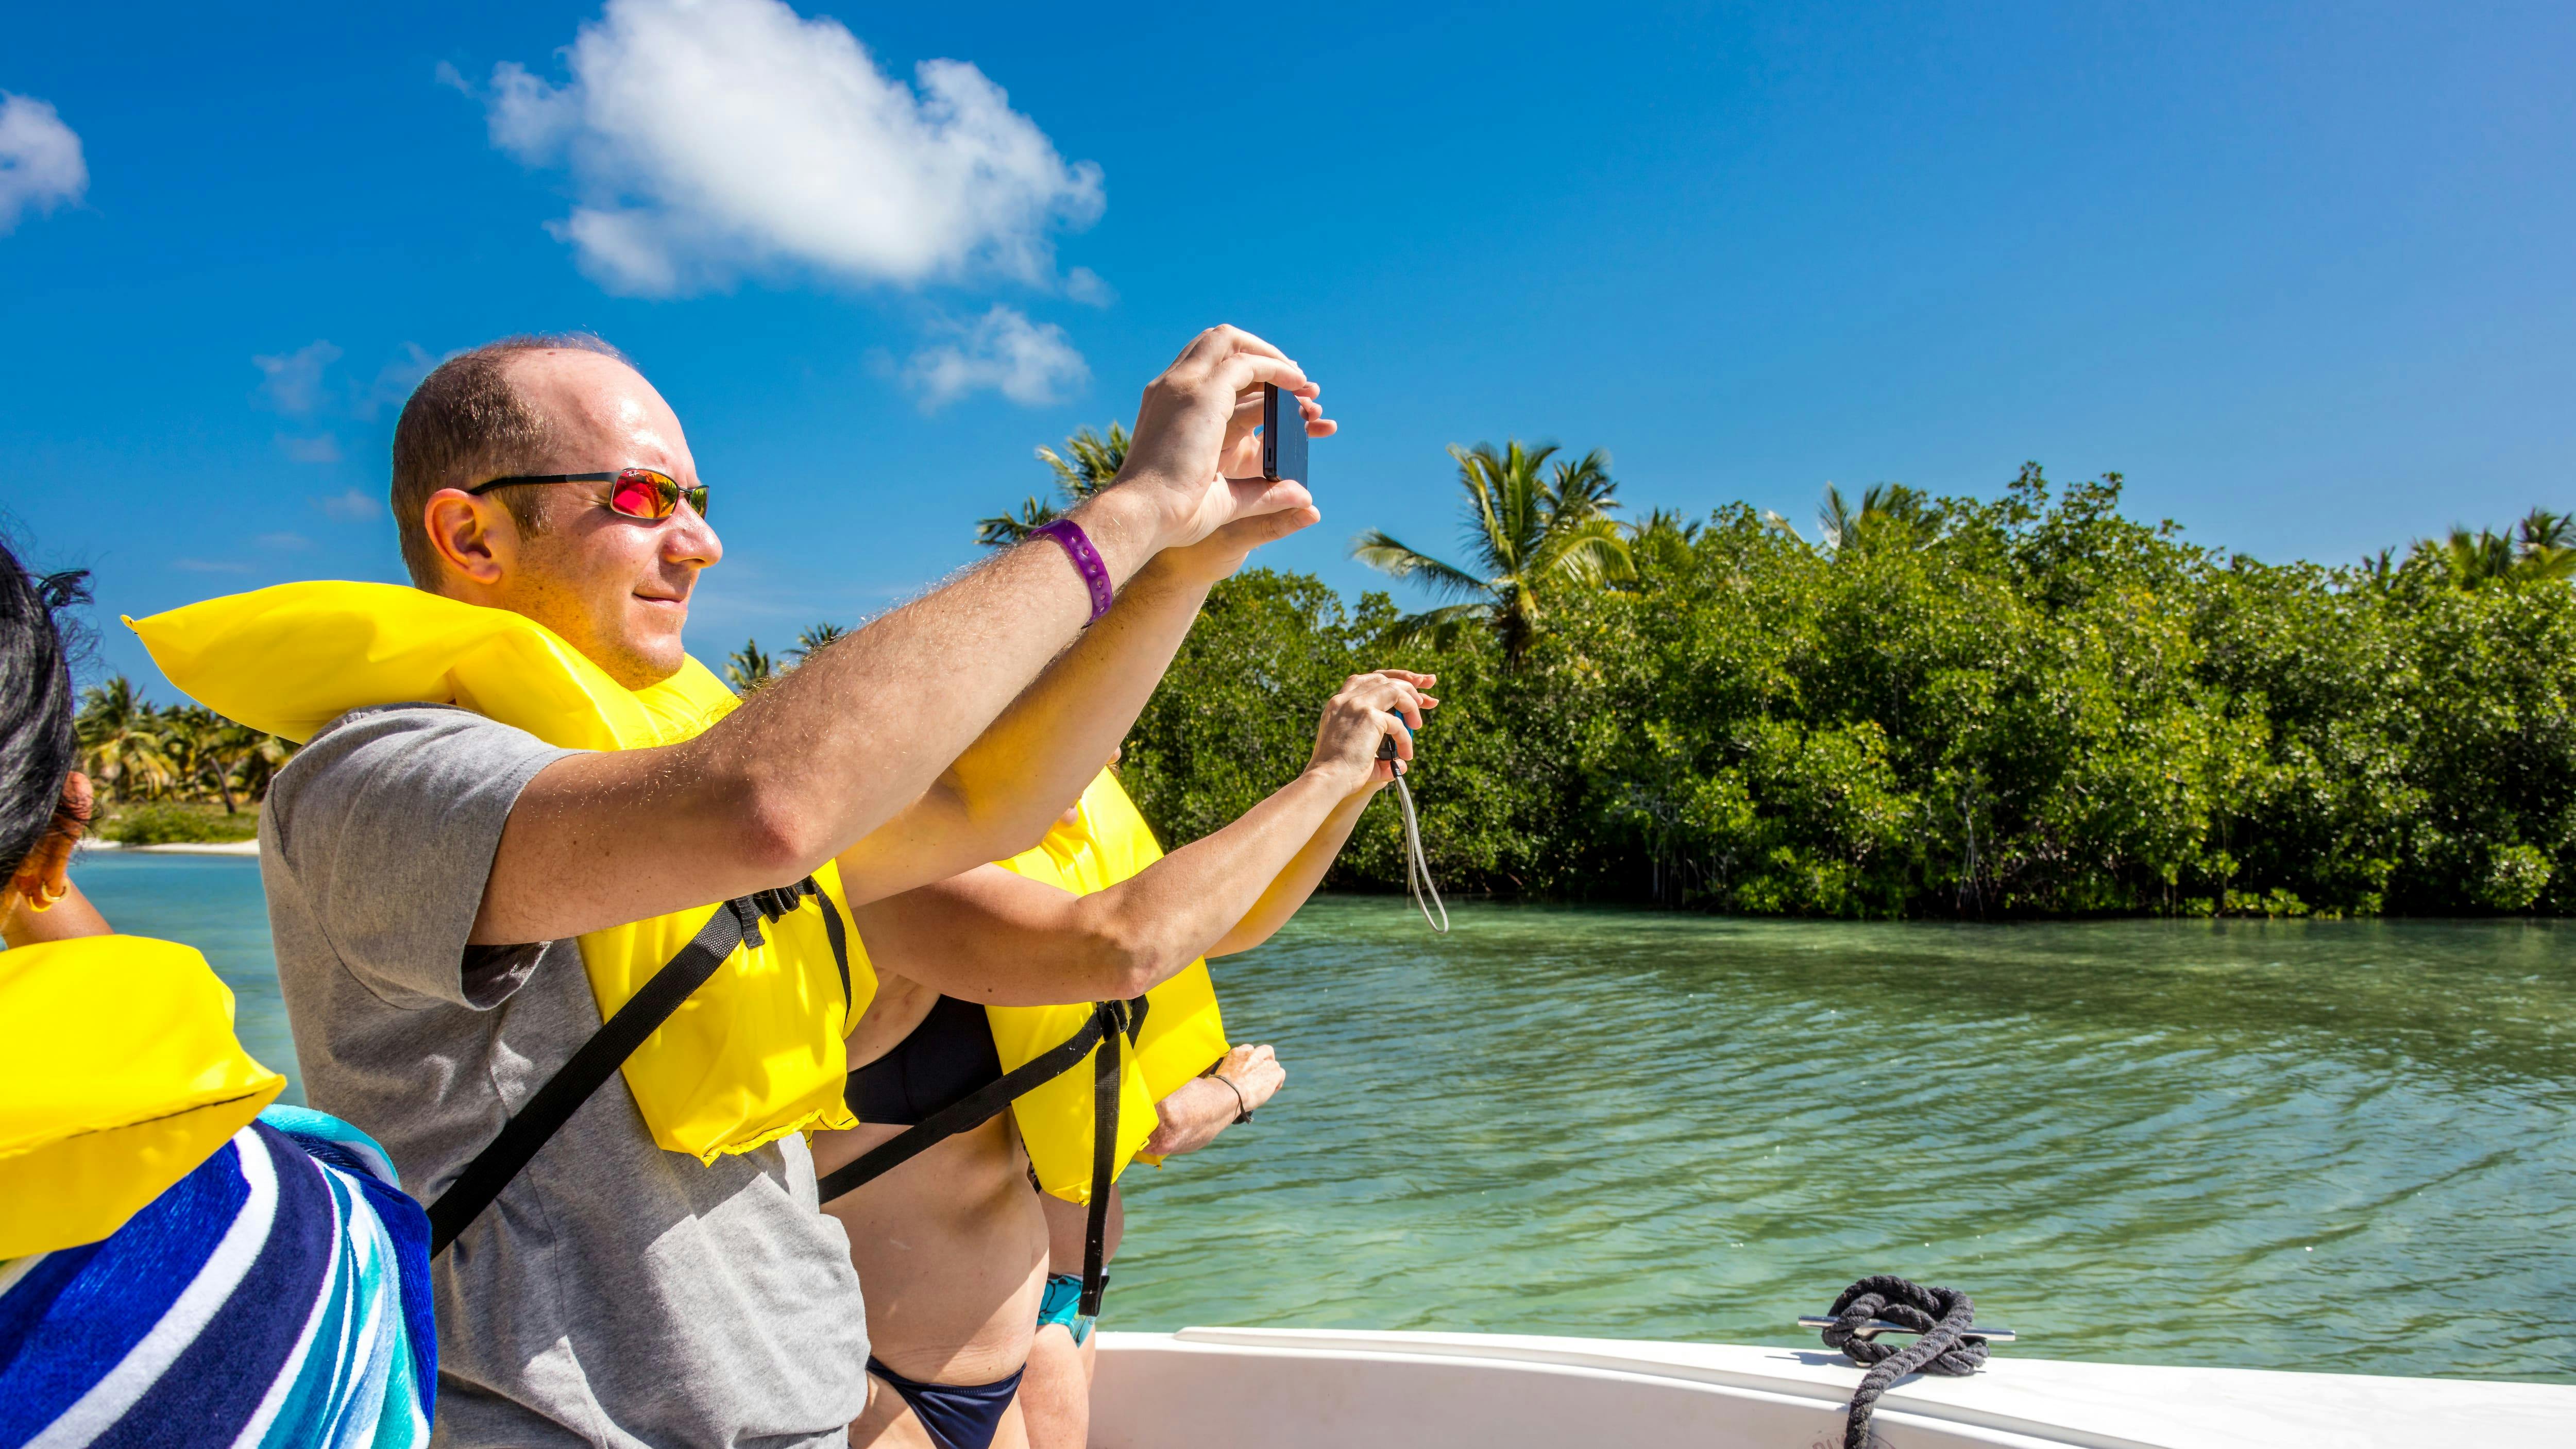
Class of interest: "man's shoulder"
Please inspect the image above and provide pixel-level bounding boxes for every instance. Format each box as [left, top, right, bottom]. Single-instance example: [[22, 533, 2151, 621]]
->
[[264, 704, 565, 856], [281, 704, 548, 783], [303, 701, 513, 752]]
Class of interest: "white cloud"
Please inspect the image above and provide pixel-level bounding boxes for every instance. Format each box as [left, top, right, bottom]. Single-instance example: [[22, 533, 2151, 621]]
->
[[1063, 266, 1114, 308], [278, 433, 343, 465], [315, 488, 380, 521], [478, 0, 1104, 297], [0, 94, 86, 234], [253, 340, 343, 415], [905, 305, 1087, 410]]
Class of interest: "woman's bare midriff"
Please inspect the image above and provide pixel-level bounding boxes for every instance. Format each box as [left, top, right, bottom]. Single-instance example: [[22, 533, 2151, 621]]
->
[[815, 978, 1050, 1392]]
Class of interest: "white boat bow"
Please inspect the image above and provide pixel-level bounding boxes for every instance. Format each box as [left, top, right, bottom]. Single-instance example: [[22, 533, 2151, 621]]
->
[[1093, 1325, 2574, 1447]]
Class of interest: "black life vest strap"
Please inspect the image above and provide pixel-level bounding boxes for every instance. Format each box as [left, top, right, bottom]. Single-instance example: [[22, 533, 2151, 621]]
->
[[815, 998, 1131, 1204], [428, 878, 848, 1257], [814, 996, 1134, 1329], [1076, 1001, 1125, 1322]]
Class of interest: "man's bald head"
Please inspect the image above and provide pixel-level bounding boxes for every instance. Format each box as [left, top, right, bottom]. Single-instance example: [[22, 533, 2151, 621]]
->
[[389, 333, 636, 589], [388, 333, 719, 687]]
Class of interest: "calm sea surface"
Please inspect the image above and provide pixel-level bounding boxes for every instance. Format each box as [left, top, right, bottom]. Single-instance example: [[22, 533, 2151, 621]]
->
[[73, 854, 301, 1106], [74, 855, 2576, 1381]]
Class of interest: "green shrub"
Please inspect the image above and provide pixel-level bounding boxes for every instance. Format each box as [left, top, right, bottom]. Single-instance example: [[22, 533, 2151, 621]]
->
[[1124, 467, 2576, 917], [97, 803, 260, 846]]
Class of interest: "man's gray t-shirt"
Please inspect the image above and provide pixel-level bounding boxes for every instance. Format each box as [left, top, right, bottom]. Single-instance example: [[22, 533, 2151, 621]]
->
[[260, 705, 869, 1448]]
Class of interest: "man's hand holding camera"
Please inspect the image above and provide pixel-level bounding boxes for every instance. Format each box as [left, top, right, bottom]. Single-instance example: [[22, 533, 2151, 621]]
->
[[1099, 325, 1333, 565]]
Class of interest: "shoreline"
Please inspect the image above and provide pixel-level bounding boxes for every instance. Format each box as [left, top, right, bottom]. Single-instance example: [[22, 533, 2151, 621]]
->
[[78, 839, 261, 857]]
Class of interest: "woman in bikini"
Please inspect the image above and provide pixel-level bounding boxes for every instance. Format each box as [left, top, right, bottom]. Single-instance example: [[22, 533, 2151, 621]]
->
[[812, 666, 1429, 1449]]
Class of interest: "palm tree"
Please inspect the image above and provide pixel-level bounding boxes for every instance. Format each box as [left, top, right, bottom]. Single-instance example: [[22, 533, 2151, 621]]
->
[[2514, 507, 2576, 582], [75, 676, 173, 801], [1625, 507, 1703, 579], [161, 706, 227, 810], [724, 639, 777, 694], [976, 422, 1130, 547], [2411, 508, 2576, 587], [2425, 525, 2516, 585], [220, 726, 294, 808], [790, 623, 848, 663], [1817, 482, 1938, 552], [1351, 440, 1632, 662]]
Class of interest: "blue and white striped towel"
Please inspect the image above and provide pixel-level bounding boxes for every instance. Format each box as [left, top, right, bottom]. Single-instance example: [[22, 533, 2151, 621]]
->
[[0, 1105, 436, 1448]]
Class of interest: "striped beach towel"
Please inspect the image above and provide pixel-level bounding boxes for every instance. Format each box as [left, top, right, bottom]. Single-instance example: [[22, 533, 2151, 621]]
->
[[0, 1106, 436, 1448]]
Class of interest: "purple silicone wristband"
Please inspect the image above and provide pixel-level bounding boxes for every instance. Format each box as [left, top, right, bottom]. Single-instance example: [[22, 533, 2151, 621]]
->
[[1031, 519, 1113, 623]]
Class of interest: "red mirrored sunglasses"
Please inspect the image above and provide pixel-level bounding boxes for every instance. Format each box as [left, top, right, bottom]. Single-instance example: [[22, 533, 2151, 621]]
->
[[467, 467, 709, 522]]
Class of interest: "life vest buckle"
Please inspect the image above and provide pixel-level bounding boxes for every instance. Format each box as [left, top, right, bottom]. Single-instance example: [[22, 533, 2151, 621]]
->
[[744, 878, 817, 925]]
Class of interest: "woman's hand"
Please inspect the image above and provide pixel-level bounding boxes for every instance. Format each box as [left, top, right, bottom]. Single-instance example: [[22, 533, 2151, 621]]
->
[[1144, 1044, 1286, 1157], [1305, 670, 1439, 797], [1213, 1042, 1284, 1115]]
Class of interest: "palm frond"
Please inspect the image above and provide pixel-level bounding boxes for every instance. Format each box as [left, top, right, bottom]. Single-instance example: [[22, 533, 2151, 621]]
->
[[1818, 484, 1857, 551], [1820, 480, 1937, 552], [1374, 602, 1494, 651], [2515, 508, 2576, 582], [724, 638, 778, 694], [1350, 530, 1492, 601], [2519, 508, 2574, 553], [790, 623, 848, 661], [974, 496, 1063, 548], [1535, 520, 1636, 589], [1547, 449, 1619, 519], [1629, 507, 1701, 546], [1450, 441, 1560, 576], [1037, 421, 1129, 501]]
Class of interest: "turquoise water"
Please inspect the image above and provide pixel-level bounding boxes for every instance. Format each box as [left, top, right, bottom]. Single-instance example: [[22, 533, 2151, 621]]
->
[[1115, 900, 2576, 1382], [71, 854, 303, 1106], [74, 857, 2576, 1381]]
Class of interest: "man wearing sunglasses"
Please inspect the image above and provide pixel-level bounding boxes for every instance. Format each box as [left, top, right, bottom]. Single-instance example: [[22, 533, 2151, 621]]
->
[[250, 326, 1335, 1448]]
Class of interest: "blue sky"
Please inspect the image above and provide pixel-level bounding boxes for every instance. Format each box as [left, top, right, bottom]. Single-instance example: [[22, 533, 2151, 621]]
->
[[5, 1, 2571, 693]]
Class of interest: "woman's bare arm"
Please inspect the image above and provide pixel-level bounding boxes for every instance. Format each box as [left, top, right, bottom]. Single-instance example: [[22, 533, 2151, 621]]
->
[[853, 672, 1432, 1004], [853, 771, 1351, 1005], [1206, 791, 1372, 958], [1144, 1044, 1284, 1156]]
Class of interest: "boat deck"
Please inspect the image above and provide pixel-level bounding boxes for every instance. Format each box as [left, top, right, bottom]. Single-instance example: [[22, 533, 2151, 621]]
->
[[1094, 1326, 2575, 1447]]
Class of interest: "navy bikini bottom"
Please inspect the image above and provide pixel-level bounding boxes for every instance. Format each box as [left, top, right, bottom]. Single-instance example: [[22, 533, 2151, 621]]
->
[[868, 1357, 1027, 1449]]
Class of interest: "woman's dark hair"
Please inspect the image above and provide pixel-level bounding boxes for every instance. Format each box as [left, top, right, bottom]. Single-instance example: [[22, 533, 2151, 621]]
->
[[0, 536, 90, 878]]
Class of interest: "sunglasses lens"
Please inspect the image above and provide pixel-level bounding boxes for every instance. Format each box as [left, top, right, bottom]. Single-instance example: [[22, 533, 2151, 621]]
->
[[611, 471, 675, 519], [684, 486, 710, 521]]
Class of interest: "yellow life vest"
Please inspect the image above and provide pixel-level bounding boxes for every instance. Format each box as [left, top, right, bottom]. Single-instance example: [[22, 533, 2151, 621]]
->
[[129, 581, 869, 1163], [0, 935, 287, 1258], [989, 770, 1231, 1202]]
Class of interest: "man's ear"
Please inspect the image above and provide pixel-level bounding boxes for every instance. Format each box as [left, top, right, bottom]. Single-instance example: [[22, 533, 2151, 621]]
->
[[421, 488, 517, 589]]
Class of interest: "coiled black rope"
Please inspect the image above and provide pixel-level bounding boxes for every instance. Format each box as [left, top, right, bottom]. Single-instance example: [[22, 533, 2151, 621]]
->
[[1819, 1275, 1990, 1449]]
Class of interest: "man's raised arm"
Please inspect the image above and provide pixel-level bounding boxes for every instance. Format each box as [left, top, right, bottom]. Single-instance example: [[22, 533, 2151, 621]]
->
[[829, 383, 1336, 902], [473, 327, 1323, 945]]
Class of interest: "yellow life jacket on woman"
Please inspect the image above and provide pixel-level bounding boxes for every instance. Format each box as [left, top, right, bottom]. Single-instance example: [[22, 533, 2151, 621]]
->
[[989, 770, 1231, 1202], [0, 935, 287, 1258], [130, 581, 869, 1162]]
